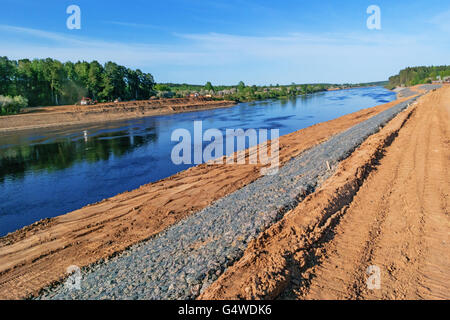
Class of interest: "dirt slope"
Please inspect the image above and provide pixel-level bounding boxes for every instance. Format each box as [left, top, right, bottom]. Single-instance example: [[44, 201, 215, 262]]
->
[[0, 98, 235, 133], [0, 97, 413, 299], [200, 86, 449, 300]]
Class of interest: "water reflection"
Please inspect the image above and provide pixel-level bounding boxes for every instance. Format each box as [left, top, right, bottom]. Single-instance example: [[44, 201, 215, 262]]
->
[[0, 129, 157, 183]]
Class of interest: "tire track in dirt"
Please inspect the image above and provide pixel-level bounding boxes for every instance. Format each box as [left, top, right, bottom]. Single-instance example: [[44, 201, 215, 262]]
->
[[296, 86, 449, 300], [200, 86, 449, 300]]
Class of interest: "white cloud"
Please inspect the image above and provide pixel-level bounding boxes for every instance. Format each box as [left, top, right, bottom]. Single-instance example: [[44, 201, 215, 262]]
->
[[0, 24, 209, 67], [102, 21, 168, 31], [429, 10, 450, 32], [0, 24, 447, 84], [0, 24, 85, 45]]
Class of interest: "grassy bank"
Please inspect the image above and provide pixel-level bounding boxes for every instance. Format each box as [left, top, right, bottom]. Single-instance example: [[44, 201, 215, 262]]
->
[[159, 81, 388, 103]]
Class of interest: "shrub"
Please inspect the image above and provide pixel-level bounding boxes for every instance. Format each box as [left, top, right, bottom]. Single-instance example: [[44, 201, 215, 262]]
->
[[0, 95, 28, 115]]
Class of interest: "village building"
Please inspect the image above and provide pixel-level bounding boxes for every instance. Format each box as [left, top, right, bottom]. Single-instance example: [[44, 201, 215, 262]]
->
[[80, 97, 94, 105]]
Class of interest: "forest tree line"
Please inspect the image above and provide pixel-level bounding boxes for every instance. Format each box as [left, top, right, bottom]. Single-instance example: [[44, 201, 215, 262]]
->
[[386, 65, 450, 89], [158, 81, 337, 102], [0, 57, 155, 110], [0, 55, 398, 115]]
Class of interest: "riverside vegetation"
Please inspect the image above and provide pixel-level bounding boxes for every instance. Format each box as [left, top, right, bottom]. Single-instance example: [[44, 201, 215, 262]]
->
[[0, 57, 155, 107], [1, 56, 388, 114], [0, 95, 28, 115], [386, 65, 450, 89], [155, 80, 387, 102]]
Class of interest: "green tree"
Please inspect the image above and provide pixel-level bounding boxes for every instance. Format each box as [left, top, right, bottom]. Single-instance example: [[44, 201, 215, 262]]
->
[[237, 81, 245, 92], [103, 62, 126, 100], [88, 61, 103, 100], [139, 71, 155, 99], [49, 59, 65, 105], [74, 61, 90, 87], [0, 95, 28, 115], [0, 57, 156, 107], [204, 81, 214, 92], [154, 84, 171, 92], [0, 57, 16, 96]]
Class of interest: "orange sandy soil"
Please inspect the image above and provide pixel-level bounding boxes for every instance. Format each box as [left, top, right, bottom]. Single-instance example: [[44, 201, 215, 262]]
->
[[200, 86, 449, 300], [0, 94, 418, 300], [0, 98, 235, 133]]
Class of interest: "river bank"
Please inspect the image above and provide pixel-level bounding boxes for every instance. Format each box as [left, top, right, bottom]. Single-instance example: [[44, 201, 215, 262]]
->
[[0, 92, 417, 299], [0, 98, 236, 133], [392, 84, 443, 98], [0, 85, 402, 134], [1, 85, 410, 134]]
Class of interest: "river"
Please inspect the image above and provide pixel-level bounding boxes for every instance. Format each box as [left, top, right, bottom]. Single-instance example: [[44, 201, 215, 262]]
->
[[0, 87, 396, 236]]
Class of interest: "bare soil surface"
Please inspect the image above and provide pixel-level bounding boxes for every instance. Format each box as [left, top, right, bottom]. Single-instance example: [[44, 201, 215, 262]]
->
[[0, 98, 235, 133], [0, 96, 414, 299], [200, 86, 449, 300]]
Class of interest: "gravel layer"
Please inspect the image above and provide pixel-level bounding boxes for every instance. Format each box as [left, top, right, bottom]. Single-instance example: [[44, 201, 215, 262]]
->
[[396, 84, 442, 98], [38, 96, 420, 300], [418, 84, 443, 91]]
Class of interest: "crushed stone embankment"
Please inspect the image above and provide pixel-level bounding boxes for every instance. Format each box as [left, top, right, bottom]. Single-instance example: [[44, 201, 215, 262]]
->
[[37, 96, 420, 300]]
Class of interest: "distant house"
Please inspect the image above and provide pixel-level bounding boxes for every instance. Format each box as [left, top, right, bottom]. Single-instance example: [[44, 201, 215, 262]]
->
[[80, 97, 94, 105]]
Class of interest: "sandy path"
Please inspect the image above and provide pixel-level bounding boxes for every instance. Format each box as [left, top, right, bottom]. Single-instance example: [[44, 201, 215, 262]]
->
[[299, 85, 449, 300], [0, 96, 415, 300], [200, 86, 448, 300]]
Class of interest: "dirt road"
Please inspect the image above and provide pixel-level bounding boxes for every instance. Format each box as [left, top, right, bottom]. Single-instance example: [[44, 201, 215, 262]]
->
[[300, 85, 449, 300], [200, 85, 449, 300]]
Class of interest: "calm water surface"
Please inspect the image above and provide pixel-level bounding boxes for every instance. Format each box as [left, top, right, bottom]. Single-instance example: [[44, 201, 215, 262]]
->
[[0, 87, 395, 235]]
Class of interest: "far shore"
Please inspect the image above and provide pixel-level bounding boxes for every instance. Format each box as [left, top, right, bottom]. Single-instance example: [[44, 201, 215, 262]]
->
[[0, 98, 236, 133], [1, 85, 407, 134], [0, 86, 394, 134]]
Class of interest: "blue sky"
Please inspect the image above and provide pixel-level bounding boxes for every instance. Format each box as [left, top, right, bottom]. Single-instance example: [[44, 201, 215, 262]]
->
[[0, 0, 449, 85]]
